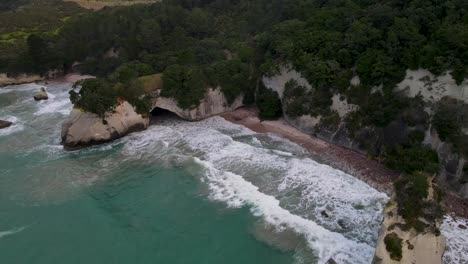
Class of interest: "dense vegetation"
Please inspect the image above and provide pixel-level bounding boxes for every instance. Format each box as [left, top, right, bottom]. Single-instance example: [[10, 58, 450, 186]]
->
[[0, 0, 87, 74], [1, 0, 466, 109]]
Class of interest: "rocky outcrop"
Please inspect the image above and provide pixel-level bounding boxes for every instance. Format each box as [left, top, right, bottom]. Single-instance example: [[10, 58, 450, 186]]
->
[[152, 87, 243, 121], [61, 101, 149, 149], [263, 66, 468, 198], [0, 120, 13, 129], [373, 185, 446, 264], [33, 87, 48, 101], [0, 73, 44, 87]]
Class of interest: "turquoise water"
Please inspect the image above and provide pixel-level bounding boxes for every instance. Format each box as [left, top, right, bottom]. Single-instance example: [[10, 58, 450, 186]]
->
[[0, 82, 391, 264]]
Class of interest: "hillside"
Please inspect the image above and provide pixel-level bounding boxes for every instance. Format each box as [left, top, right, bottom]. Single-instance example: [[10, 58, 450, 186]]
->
[[0, 0, 87, 74], [64, 0, 159, 10]]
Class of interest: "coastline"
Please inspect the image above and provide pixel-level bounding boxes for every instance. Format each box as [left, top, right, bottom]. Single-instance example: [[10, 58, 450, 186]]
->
[[0, 73, 95, 88], [222, 107, 468, 218]]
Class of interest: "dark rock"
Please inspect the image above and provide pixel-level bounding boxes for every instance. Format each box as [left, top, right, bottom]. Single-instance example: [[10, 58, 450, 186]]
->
[[321, 211, 329, 218], [33, 87, 48, 101], [0, 120, 13, 129], [337, 219, 347, 229], [326, 258, 337, 264], [445, 159, 459, 175], [458, 224, 467, 229]]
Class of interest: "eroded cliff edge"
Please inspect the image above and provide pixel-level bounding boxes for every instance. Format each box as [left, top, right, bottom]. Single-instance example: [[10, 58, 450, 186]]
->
[[373, 180, 445, 264]]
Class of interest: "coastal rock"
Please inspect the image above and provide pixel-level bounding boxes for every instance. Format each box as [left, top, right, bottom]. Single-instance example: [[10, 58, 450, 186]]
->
[[33, 87, 48, 101], [0, 120, 13, 129], [61, 101, 149, 149], [373, 184, 446, 264], [0, 73, 44, 87], [152, 87, 243, 121]]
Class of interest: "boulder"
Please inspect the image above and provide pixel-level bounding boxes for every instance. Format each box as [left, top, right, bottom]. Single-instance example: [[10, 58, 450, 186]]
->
[[61, 101, 149, 149], [33, 87, 48, 101], [0, 120, 13, 129]]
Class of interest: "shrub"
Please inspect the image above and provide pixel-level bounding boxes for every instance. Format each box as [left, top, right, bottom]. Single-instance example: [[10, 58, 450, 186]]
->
[[433, 99, 462, 142], [70, 78, 118, 117], [384, 146, 439, 174], [384, 233, 402, 261], [161, 64, 207, 110], [256, 83, 282, 120]]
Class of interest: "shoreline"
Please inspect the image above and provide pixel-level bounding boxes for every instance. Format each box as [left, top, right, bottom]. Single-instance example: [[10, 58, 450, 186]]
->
[[222, 107, 468, 219], [0, 73, 95, 88]]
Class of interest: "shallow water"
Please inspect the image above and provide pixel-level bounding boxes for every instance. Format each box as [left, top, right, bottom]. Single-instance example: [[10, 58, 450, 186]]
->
[[0, 82, 465, 263]]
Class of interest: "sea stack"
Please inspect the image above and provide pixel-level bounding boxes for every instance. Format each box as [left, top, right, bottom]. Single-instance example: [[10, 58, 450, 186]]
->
[[33, 87, 48, 101], [61, 101, 149, 150]]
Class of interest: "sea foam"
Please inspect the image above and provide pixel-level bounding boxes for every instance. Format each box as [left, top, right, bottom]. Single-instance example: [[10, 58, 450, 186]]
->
[[441, 215, 468, 264], [119, 116, 389, 263]]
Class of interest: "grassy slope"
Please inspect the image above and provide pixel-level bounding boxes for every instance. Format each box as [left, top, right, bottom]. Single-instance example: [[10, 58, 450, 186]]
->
[[0, 0, 86, 63]]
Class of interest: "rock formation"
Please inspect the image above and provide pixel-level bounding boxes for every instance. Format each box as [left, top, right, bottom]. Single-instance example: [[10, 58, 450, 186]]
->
[[373, 182, 445, 264], [151, 87, 243, 121], [0, 120, 13, 129], [0, 73, 44, 87], [61, 101, 149, 149], [33, 87, 48, 101], [262, 66, 468, 198]]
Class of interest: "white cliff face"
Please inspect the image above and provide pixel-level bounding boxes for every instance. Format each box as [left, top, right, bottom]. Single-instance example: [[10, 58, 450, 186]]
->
[[0, 73, 44, 87], [152, 87, 243, 121], [262, 65, 312, 99], [396, 69, 468, 103], [61, 101, 149, 149]]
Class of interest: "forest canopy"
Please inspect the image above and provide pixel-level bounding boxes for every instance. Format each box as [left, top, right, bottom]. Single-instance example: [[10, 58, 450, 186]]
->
[[1, 0, 467, 116]]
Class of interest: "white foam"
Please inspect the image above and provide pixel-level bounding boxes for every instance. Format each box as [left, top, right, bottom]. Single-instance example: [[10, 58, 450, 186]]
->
[[34, 97, 71, 116], [441, 215, 468, 264], [0, 83, 42, 94], [119, 117, 389, 263], [0, 226, 25, 239], [195, 158, 375, 263], [34, 90, 72, 116]]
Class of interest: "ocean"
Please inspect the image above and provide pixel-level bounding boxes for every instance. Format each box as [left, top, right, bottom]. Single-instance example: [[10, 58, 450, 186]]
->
[[0, 82, 466, 264]]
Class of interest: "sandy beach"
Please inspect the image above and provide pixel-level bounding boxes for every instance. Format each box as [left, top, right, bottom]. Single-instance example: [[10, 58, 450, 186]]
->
[[222, 107, 468, 218]]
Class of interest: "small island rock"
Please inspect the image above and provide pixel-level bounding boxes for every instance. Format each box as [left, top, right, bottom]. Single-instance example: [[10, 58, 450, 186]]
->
[[61, 101, 149, 149], [33, 87, 48, 101]]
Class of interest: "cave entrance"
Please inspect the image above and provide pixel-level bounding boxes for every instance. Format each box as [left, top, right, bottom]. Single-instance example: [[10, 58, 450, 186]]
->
[[150, 107, 180, 125]]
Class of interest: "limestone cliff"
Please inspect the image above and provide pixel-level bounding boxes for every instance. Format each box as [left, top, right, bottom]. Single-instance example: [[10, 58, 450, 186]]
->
[[61, 101, 149, 149], [0, 73, 44, 87], [262, 65, 468, 198], [151, 87, 243, 121]]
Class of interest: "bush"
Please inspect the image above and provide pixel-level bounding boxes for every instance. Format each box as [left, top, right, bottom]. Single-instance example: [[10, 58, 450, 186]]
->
[[256, 83, 282, 120], [161, 64, 207, 110], [70, 77, 152, 117], [393, 171, 439, 230], [282, 79, 332, 118], [384, 233, 402, 261], [432, 99, 463, 142], [384, 146, 439, 174], [70, 78, 118, 117]]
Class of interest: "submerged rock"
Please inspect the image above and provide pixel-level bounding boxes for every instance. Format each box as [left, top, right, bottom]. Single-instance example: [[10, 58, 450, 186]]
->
[[33, 87, 48, 101], [0, 120, 13, 129], [61, 101, 149, 150]]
